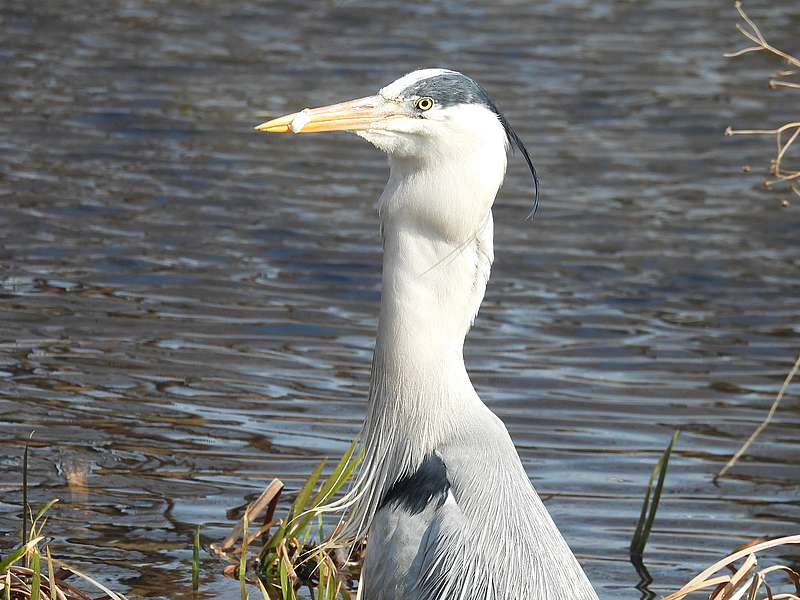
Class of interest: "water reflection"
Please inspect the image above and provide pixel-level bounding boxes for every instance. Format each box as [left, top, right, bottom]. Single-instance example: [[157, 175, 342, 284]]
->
[[1, 0, 799, 598]]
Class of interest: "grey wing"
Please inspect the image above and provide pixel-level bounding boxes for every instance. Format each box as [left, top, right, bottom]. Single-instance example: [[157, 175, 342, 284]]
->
[[361, 492, 451, 599], [360, 453, 492, 600], [360, 416, 598, 600]]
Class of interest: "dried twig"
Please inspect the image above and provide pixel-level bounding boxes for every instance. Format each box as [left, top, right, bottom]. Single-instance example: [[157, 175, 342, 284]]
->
[[725, 2, 800, 67], [216, 479, 285, 554], [717, 353, 800, 479], [725, 2, 800, 198]]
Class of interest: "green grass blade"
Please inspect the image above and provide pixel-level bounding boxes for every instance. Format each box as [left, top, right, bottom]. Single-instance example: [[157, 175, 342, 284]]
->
[[262, 460, 326, 559], [22, 440, 29, 546], [255, 576, 271, 600], [32, 499, 59, 526], [47, 547, 58, 600], [309, 442, 359, 509], [279, 549, 297, 600], [292, 461, 327, 519], [316, 556, 324, 600], [326, 569, 337, 600], [192, 526, 200, 592], [0, 537, 44, 572], [299, 516, 312, 545], [642, 431, 679, 541], [319, 555, 338, 600], [30, 548, 41, 600], [257, 441, 363, 592], [629, 470, 654, 555], [30, 499, 59, 542], [256, 577, 272, 600], [279, 557, 289, 599], [293, 443, 363, 538], [630, 430, 679, 557]]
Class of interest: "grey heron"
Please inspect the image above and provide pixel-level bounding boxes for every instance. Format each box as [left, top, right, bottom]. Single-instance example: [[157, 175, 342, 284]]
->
[[256, 69, 598, 600]]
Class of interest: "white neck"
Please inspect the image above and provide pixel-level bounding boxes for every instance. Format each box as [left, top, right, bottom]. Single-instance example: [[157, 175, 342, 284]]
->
[[328, 106, 509, 540], [373, 153, 499, 415]]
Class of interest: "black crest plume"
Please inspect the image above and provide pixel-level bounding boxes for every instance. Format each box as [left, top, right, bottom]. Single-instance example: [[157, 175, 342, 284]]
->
[[498, 115, 540, 220], [401, 71, 540, 219]]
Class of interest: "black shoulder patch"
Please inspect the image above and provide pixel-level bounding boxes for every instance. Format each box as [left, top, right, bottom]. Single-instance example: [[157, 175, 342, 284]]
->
[[379, 453, 450, 516]]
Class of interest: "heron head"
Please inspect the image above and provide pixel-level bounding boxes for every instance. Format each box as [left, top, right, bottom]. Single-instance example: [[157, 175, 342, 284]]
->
[[256, 69, 538, 213]]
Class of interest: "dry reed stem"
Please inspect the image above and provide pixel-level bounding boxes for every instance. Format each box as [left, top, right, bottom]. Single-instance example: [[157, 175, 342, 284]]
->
[[219, 479, 284, 553], [3, 565, 109, 600], [664, 535, 800, 600], [51, 562, 127, 600], [717, 352, 800, 478], [725, 2, 800, 198]]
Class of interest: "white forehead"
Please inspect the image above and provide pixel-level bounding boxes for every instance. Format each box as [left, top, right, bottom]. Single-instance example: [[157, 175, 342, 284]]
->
[[379, 68, 456, 98]]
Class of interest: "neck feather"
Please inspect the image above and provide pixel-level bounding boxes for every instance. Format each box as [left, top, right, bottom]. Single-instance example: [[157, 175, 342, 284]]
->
[[373, 147, 502, 408], [326, 146, 505, 541]]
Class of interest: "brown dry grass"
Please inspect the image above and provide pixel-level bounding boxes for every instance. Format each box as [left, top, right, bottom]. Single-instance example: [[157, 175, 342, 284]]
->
[[664, 535, 800, 600], [725, 2, 800, 202]]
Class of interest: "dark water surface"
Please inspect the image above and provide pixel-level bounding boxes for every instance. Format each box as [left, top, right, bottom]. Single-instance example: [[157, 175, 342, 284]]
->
[[2, 1, 799, 598]]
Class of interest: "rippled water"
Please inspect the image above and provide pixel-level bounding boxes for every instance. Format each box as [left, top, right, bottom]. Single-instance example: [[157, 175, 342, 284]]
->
[[1, 1, 799, 598]]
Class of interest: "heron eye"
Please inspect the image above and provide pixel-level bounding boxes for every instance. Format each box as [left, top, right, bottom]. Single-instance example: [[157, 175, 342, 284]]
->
[[415, 97, 434, 111]]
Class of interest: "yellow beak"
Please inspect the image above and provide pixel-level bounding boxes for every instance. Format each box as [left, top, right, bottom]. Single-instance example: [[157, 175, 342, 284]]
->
[[255, 95, 397, 134]]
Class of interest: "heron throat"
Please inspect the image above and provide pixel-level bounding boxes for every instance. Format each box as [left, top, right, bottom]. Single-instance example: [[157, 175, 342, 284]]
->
[[327, 109, 510, 543], [373, 146, 505, 402], [332, 149, 504, 539]]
